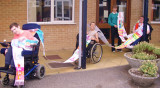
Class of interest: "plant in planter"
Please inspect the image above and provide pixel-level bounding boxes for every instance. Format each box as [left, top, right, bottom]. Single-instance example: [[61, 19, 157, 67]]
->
[[153, 48, 160, 58], [132, 52, 157, 60], [128, 61, 159, 86], [124, 42, 160, 68]]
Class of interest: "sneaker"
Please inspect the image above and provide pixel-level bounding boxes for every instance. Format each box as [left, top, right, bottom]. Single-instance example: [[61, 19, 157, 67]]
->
[[112, 50, 115, 52]]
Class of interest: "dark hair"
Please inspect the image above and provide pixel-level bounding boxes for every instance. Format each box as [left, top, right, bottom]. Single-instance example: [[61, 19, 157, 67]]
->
[[140, 16, 144, 18], [113, 5, 117, 8], [90, 22, 95, 26], [9, 23, 19, 29]]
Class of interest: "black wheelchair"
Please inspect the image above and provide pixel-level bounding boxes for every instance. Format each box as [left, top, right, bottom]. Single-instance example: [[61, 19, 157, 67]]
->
[[75, 34, 103, 64], [0, 23, 45, 88]]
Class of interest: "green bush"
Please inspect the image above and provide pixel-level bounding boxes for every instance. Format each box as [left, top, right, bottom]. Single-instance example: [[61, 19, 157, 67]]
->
[[132, 52, 157, 60], [139, 61, 158, 77], [133, 42, 156, 53], [153, 48, 160, 55], [133, 42, 149, 54]]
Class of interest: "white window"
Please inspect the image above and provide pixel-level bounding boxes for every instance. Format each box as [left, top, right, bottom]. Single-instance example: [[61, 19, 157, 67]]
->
[[151, 0, 160, 24], [27, 0, 75, 24]]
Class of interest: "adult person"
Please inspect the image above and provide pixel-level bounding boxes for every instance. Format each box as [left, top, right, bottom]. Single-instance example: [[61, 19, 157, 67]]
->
[[108, 5, 122, 52]]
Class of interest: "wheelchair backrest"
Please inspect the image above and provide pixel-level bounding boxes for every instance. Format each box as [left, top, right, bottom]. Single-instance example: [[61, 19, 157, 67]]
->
[[22, 23, 41, 54]]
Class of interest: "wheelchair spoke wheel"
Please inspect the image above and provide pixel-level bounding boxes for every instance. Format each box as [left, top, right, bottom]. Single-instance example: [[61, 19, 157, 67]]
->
[[90, 43, 103, 64]]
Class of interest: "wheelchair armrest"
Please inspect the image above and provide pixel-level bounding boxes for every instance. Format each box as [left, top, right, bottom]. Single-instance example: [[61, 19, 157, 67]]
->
[[0, 42, 11, 47]]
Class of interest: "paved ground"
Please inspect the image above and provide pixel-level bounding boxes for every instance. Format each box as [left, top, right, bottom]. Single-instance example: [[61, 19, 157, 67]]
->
[[1, 65, 160, 88], [0, 44, 160, 88]]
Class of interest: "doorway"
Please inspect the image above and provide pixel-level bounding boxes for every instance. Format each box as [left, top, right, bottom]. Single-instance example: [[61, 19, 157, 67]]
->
[[96, 0, 131, 43]]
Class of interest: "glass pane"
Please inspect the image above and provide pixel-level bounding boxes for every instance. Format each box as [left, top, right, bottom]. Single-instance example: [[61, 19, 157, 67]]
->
[[152, 0, 160, 21], [57, 1, 62, 17], [99, 0, 111, 23], [117, 0, 127, 22], [28, 0, 51, 22], [64, 1, 72, 20], [54, 0, 73, 21]]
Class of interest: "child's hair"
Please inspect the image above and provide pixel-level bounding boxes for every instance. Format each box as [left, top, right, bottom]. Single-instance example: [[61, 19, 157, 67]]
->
[[9, 23, 19, 29], [90, 22, 95, 26], [113, 5, 117, 8]]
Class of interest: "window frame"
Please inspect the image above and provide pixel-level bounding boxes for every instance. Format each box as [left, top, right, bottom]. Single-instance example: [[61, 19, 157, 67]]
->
[[151, 0, 160, 24], [27, 0, 75, 25]]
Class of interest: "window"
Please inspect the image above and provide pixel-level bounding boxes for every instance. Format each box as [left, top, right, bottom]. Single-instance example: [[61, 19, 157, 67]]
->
[[98, 0, 111, 23], [151, 0, 160, 23], [27, 0, 75, 24]]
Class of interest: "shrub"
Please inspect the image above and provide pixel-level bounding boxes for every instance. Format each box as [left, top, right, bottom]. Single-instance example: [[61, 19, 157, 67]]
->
[[139, 61, 158, 77], [153, 48, 160, 55], [132, 52, 157, 60]]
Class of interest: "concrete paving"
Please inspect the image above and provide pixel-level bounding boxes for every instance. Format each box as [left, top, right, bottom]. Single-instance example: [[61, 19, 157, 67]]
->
[[0, 45, 159, 88]]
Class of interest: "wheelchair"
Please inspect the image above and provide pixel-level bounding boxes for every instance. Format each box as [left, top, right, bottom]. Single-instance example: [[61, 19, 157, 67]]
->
[[75, 34, 103, 64], [0, 23, 45, 88]]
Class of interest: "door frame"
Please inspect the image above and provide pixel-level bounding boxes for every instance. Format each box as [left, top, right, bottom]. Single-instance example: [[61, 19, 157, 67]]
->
[[96, 0, 131, 43]]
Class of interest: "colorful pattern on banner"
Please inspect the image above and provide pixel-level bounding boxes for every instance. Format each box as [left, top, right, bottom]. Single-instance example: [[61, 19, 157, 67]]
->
[[115, 25, 143, 49], [12, 47, 24, 86], [28, 29, 45, 56], [11, 38, 38, 86], [36, 29, 45, 56], [117, 12, 128, 42], [64, 35, 91, 63]]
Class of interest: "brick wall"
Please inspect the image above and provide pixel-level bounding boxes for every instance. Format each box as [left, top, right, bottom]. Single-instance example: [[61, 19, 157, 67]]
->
[[0, 0, 159, 51], [0, 0, 80, 51], [130, 0, 160, 44]]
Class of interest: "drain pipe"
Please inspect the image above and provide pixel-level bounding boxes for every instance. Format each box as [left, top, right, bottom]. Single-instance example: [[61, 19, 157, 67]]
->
[[78, 0, 82, 68]]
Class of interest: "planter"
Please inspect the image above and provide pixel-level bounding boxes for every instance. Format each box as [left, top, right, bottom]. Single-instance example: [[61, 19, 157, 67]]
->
[[124, 52, 160, 68], [128, 68, 159, 87]]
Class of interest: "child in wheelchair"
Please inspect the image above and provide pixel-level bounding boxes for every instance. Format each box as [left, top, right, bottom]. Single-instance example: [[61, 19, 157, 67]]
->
[[0, 23, 45, 87], [75, 22, 99, 58]]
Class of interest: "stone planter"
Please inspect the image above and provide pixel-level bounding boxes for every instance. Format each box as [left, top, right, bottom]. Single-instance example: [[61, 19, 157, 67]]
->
[[124, 52, 160, 68], [128, 68, 159, 87]]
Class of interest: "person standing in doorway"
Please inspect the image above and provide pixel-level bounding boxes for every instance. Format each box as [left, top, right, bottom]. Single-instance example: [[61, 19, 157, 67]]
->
[[108, 5, 122, 52]]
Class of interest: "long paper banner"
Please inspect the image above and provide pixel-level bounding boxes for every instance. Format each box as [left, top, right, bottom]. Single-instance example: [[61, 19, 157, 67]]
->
[[95, 26, 112, 47], [64, 35, 91, 63], [117, 12, 128, 42], [115, 25, 143, 49], [12, 38, 38, 86], [12, 46, 24, 86]]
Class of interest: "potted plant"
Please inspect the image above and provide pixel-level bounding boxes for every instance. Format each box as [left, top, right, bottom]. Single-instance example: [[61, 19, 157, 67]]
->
[[128, 61, 159, 86], [124, 42, 160, 68]]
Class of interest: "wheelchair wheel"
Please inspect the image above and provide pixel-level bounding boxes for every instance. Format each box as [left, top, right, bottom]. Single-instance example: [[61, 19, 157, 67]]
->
[[1, 75, 10, 86], [90, 43, 103, 64], [36, 64, 45, 79]]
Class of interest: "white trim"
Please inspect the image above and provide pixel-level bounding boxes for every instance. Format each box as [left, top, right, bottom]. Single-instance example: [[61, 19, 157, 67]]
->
[[27, 21, 76, 25], [27, 0, 75, 24], [150, 21, 160, 24]]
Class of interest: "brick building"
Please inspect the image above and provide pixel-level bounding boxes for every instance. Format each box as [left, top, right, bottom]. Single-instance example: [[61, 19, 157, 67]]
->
[[0, 0, 159, 51]]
